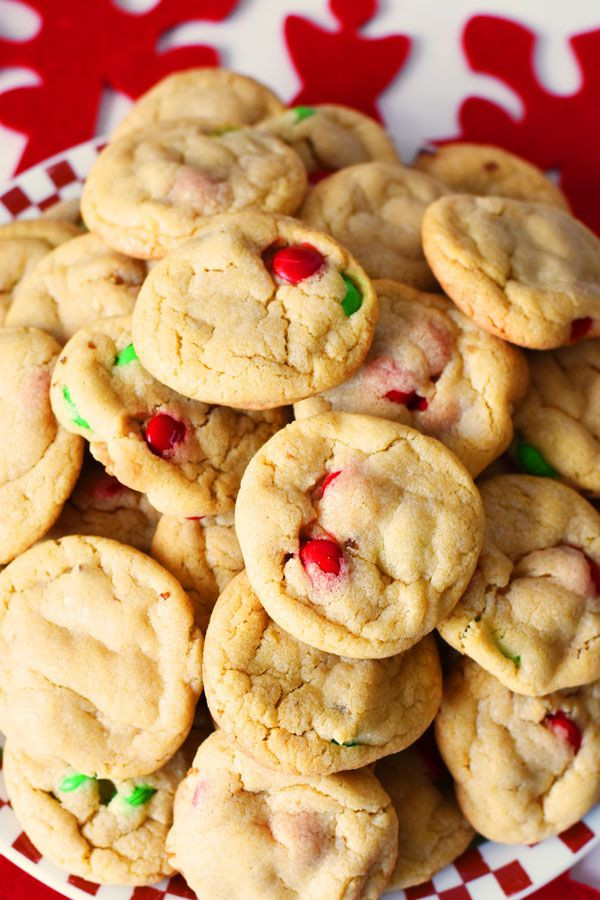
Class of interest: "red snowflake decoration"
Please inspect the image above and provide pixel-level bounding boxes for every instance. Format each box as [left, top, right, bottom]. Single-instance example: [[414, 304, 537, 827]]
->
[[284, 0, 411, 121], [447, 15, 600, 233], [0, 0, 239, 173]]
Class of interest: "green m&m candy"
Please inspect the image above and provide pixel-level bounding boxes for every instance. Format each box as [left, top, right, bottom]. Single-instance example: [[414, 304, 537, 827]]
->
[[114, 343, 138, 366], [341, 274, 362, 316], [124, 784, 157, 806], [62, 385, 91, 430], [60, 772, 94, 792], [292, 105, 316, 122], [515, 437, 558, 478]]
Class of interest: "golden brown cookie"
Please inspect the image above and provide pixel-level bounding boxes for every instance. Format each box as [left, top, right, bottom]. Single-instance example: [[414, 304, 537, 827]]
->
[[133, 211, 377, 409], [236, 412, 484, 658]]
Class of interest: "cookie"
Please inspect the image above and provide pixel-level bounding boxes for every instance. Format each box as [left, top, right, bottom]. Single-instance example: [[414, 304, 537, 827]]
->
[[438, 475, 600, 695], [151, 511, 242, 632], [81, 122, 307, 259], [422, 195, 600, 349], [48, 455, 159, 553], [0, 219, 80, 323], [41, 197, 83, 225], [236, 412, 484, 658], [376, 731, 474, 890], [50, 315, 286, 517], [257, 103, 400, 182], [132, 211, 377, 409], [435, 659, 600, 843], [112, 68, 284, 141], [414, 143, 569, 208], [203, 571, 442, 775], [294, 280, 529, 477], [0, 326, 83, 565], [3, 739, 192, 885], [166, 730, 398, 899], [0, 535, 203, 779], [513, 341, 600, 495], [7, 233, 146, 343], [300, 161, 448, 288]]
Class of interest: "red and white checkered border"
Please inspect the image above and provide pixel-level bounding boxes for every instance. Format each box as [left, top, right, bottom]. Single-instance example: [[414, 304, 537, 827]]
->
[[0, 139, 599, 900]]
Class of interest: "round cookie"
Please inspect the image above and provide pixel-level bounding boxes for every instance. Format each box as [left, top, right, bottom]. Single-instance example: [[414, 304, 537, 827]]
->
[[438, 475, 600, 695], [376, 732, 474, 890], [435, 659, 600, 844], [257, 103, 400, 181], [422, 195, 600, 349], [42, 197, 83, 225], [48, 455, 159, 553], [50, 315, 286, 517], [81, 122, 307, 259], [236, 412, 484, 658], [166, 730, 398, 900], [133, 211, 377, 409], [0, 219, 80, 323], [0, 326, 83, 565], [300, 161, 449, 289], [3, 739, 192, 885], [0, 535, 203, 779], [414, 143, 569, 208], [112, 68, 284, 141], [514, 341, 600, 495], [151, 511, 242, 632], [203, 571, 442, 775], [7, 233, 146, 343], [295, 280, 529, 477]]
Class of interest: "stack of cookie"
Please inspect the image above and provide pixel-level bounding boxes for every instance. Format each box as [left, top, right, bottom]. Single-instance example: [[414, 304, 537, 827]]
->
[[0, 65, 599, 898]]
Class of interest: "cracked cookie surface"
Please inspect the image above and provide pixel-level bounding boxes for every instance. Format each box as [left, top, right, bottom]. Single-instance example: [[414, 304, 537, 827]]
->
[[3, 739, 193, 885], [295, 279, 528, 476], [435, 659, 600, 843], [151, 510, 242, 632], [376, 733, 474, 889], [50, 315, 286, 517], [0, 535, 203, 779], [166, 729, 398, 900], [236, 412, 484, 658], [133, 211, 377, 409], [0, 220, 81, 324], [414, 143, 569, 208], [438, 475, 600, 695], [422, 195, 600, 348], [0, 326, 83, 565], [514, 341, 600, 495], [81, 122, 307, 259], [203, 571, 442, 775], [257, 103, 399, 179], [112, 68, 284, 141], [7, 233, 146, 343], [300, 161, 448, 288]]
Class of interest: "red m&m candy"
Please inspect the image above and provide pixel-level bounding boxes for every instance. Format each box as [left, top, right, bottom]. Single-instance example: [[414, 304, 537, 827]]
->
[[543, 710, 582, 753], [316, 470, 342, 499], [384, 389, 428, 411], [144, 412, 185, 457], [570, 317, 593, 342], [300, 538, 342, 575], [271, 244, 324, 284]]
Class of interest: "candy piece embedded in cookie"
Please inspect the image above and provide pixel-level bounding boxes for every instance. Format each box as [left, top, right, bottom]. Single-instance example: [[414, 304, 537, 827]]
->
[[438, 475, 600, 695], [435, 659, 600, 844], [257, 103, 400, 182], [0, 219, 81, 323], [300, 161, 449, 288], [0, 326, 83, 565], [133, 211, 377, 409], [3, 739, 193, 885], [48, 455, 159, 553], [112, 68, 285, 141], [81, 122, 307, 259], [514, 341, 600, 495], [0, 535, 203, 779], [295, 279, 529, 477], [151, 511, 243, 632], [203, 571, 442, 775], [414, 143, 569, 209], [50, 315, 286, 517], [376, 730, 475, 890], [236, 412, 484, 658], [422, 195, 600, 348], [7, 233, 146, 343], [166, 730, 398, 900]]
